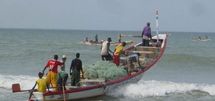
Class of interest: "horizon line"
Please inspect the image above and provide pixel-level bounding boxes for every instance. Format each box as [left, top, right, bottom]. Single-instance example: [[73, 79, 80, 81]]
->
[[0, 27, 214, 34]]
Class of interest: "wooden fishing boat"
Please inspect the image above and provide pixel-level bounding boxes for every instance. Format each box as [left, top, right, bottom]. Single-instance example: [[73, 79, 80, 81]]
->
[[12, 33, 168, 101], [80, 40, 102, 45]]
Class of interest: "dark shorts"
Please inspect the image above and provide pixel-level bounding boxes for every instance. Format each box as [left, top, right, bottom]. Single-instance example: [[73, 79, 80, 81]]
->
[[142, 39, 150, 46], [101, 53, 113, 61], [57, 73, 68, 90]]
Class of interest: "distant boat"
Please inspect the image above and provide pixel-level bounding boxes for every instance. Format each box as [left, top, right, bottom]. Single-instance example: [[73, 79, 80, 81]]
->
[[192, 35, 210, 42], [80, 40, 134, 46], [80, 40, 102, 45]]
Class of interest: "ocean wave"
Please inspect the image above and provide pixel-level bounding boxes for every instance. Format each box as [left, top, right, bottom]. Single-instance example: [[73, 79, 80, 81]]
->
[[164, 53, 215, 66], [108, 79, 215, 98]]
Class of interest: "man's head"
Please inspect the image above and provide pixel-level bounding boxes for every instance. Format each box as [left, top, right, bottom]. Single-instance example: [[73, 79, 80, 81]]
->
[[54, 54, 58, 60], [38, 72, 43, 78], [122, 42, 126, 46], [62, 55, 67, 62], [76, 53, 80, 58], [147, 22, 150, 26], [107, 37, 112, 42]]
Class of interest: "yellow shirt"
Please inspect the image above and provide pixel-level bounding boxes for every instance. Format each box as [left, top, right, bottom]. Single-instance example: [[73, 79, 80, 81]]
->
[[36, 78, 47, 92], [114, 45, 124, 56]]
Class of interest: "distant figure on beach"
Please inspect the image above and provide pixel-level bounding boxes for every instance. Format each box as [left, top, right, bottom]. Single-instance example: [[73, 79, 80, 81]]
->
[[101, 37, 113, 61], [85, 37, 88, 42], [142, 22, 152, 46], [118, 34, 122, 43]]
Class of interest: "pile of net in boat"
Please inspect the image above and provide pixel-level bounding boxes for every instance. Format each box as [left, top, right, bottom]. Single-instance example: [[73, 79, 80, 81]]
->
[[83, 61, 127, 80]]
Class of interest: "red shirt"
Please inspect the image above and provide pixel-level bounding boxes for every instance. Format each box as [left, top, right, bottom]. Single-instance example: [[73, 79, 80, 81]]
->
[[45, 59, 63, 73]]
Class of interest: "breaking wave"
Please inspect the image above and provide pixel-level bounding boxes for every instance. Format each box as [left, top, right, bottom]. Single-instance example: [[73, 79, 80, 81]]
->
[[108, 79, 215, 98], [0, 74, 37, 90]]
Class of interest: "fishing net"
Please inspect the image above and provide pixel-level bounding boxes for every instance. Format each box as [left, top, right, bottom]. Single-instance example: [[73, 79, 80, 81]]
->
[[83, 61, 127, 80]]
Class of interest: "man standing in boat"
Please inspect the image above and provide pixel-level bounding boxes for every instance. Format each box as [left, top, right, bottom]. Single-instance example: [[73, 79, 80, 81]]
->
[[142, 22, 152, 46], [42, 55, 63, 90], [57, 55, 68, 91], [113, 42, 126, 66], [70, 53, 84, 86], [101, 37, 113, 61]]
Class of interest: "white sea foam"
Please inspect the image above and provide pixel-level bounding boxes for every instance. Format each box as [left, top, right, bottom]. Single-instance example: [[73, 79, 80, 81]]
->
[[108, 79, 215, 98], [0, 74, 37, 90]]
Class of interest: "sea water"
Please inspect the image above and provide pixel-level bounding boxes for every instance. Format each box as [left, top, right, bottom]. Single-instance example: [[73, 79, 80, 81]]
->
[[0, 29, 215, 101]]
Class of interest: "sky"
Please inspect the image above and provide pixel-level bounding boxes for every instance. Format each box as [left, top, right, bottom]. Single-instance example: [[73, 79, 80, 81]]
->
[[0, 0, 215, 32]]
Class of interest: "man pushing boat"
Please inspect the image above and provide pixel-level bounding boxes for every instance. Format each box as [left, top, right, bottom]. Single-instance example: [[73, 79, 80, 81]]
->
[[100, 37, 113, 61]]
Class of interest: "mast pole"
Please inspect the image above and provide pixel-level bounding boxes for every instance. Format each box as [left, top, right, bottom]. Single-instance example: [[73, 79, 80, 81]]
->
[[155, 9, 159, 42]]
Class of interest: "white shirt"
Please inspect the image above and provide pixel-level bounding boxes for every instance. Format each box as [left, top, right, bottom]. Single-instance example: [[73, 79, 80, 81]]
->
[[101, 41, 109, 55]]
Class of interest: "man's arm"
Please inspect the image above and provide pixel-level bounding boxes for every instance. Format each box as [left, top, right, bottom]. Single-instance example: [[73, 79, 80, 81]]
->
[[80, 60, 84, 78], [80, 60, 83, 73], [42, 67, 47, 75], [69, 60, 73, 75], [100, 42, 103, 49], [46, 84, 49, 91], [42, 61, 49, 74], [59, 61, 64, 66], [107, 43, 113, 54]]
